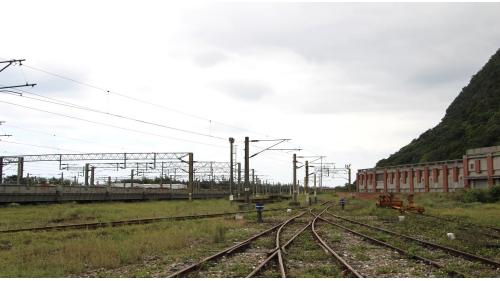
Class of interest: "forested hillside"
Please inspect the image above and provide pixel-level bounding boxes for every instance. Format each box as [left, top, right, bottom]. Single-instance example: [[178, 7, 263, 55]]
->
[[377, 49, 500, 167]]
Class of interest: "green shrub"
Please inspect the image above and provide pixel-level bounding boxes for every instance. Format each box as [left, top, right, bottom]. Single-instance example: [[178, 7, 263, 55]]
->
[[461, 186, 500, 203], [490, 185, 500, 201]]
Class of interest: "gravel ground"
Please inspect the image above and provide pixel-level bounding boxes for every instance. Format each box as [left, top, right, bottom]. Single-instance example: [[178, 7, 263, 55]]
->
[[326, 213, 500, 277], [315, 221, 442, 277]]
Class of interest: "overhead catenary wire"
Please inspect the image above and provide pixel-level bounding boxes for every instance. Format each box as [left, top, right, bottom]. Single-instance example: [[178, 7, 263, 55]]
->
[[6, 60, 325, 161], [22, 63, 324, 158], [0, 100, 227, 150], [1, 61, 339, 184], [0, 86, 226, 141], [22, 63, 271, 137], [8, 64, 324, 163], [0, 89, 293, 164]]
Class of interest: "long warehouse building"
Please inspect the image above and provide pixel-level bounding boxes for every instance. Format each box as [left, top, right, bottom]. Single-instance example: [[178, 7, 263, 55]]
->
[[356, 146, 500, 193]]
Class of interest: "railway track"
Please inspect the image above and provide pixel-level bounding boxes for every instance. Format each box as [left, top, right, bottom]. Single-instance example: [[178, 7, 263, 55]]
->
[[0, 207, 304, 234], [316, 214, 466, 277], [325, 211, 500, 277], [310, 208, 364, 277], [168, 203, 343, 278], [246, 211, 310, 277], [167, 210, 309, 277], [249, 204, 357, 278]]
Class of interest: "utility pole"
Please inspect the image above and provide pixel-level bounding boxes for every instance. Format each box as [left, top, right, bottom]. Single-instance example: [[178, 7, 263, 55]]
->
[[160, 162, 164, 188], [130, 169, 134, 188], [346, 164, 352, 191], [90, 167, 95, 186], [84, 164, 89, 186], [320, 156, 323, 190], [305, 161, 309, 193], [16, 157, 23, 185], [244, 137, 250, 204], [229, 137, 234, 197], [0, 157, 3, 184], [188, 152, 194, 201], [293, 153, 297, 203], [237, 162, 241, 198]]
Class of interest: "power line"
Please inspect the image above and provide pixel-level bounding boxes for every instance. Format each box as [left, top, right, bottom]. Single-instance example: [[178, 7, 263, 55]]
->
[[22, 63, 271, 137], [17, 64, 324, 162], [0, 86, 226, 141], [0, 100, 227, 149], [0, 88, 298, 163], [4, 59, 324, 158]]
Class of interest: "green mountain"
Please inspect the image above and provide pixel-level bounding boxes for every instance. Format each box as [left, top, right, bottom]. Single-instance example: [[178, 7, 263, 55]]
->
[[377, 49, 500, 167]]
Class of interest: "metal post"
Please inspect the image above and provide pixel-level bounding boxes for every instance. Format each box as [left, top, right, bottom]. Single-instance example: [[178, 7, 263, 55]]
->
[[237, 162, 241, 198], [130, 169, 134, 188], [244, 136, 250, 204], [84, 164, 89, 186], [305, 160, 309, 204], [229, 137, 234, 196], [320, 156, 323, 190], [108, 176, 111, 187], [160, 162, 164, 188], [188, 152, 194, 201], [314, 173, 317, 203], [0, 157, 3, 184], [293, 154, 297, 203], [17, 157, 24, 185], [347, 164, 352, 191], [60, 172, 64, 186], [210, 162, 214, 191], [90, 167, 95, 186]]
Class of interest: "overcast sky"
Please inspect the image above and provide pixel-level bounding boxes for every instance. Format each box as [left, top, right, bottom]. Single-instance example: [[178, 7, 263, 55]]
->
[[1, 1, 500, 186]]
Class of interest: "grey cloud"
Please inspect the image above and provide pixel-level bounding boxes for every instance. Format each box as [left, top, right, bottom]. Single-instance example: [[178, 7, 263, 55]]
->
[[183, 3, 500, 111], [194, 51, 229, 68], [213, 80, 273, 101]]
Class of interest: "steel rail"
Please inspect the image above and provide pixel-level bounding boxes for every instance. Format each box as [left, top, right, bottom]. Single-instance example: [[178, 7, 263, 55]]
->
[[246, 211, 308, 278], [167, 219, 288, 278], [326, 211, 500, 268], [318, 215, 467, 277], [247, 203, 334, 278], [310, 208, 363, 278], [0, 207, 304, 234]]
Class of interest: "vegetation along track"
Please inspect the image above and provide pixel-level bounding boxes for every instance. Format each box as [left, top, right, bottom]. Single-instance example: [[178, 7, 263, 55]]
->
[[310, 208, 363, 278], [0, 207, 302, 234], [408, 211, 500, 240], [169, 203, 341, 278], [324, 211, 500, 277], [168, 210, 308, 277], [316, 214, 466, 277]]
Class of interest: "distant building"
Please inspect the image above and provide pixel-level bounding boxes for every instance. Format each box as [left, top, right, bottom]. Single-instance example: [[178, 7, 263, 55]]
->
[[356, 146, 500, 193]]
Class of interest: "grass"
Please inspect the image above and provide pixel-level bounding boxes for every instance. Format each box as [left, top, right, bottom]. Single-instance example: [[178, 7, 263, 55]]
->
[[0, 218, 245, 277], [331, 192, 500, 277], [0, 193, 336, 277]]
